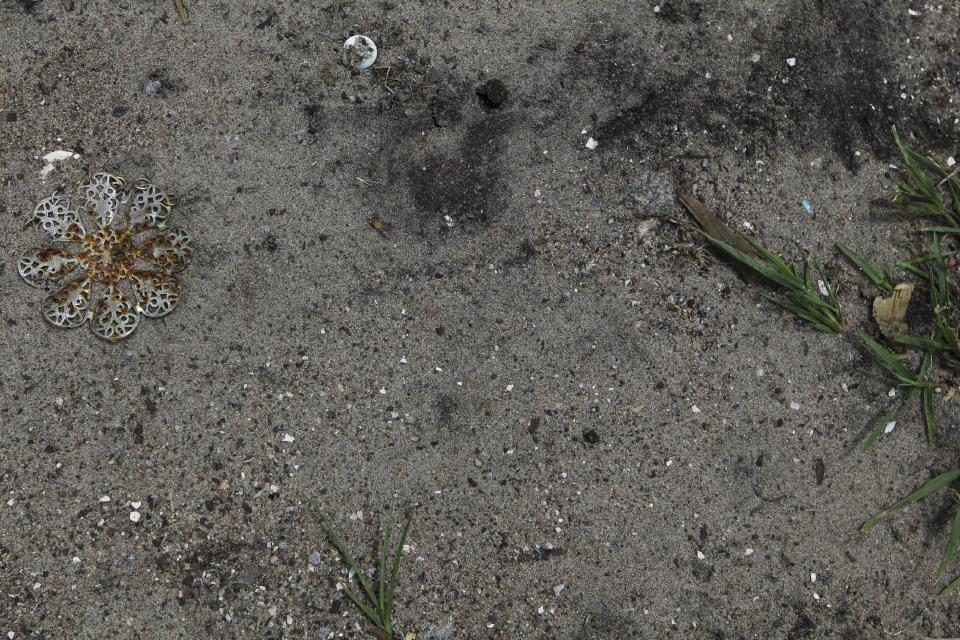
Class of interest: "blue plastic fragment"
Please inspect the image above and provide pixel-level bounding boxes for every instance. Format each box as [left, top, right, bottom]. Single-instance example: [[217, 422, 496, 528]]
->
[[801, 199, 813, 216]]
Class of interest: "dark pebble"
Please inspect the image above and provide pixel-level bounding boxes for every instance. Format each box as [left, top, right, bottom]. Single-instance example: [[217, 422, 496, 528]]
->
[[478, 79, 507, 108], [112, 106, 127, 118], [582, 428, 600, 444]]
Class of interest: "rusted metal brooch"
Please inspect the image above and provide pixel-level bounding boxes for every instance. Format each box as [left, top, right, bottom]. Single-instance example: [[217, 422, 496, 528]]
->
[[17, 173, 192, 341]]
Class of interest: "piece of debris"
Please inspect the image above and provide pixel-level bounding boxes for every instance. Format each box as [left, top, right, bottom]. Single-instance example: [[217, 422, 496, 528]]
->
[[342, 35, 377, 70], [174, 0, 189, 24], [39, 149, 80, 179], [477, 79, 508, 108], [19, 172, 193, 341], [585, 137, 598, 150], [873, 283, 914, 339], [801, 199, 813, 216], [369, 215, 386, 231], [814, 458, 826, 485], [679, 196, 756, 257], [786, 57, 797, 67], [144, 79, 162, 96]]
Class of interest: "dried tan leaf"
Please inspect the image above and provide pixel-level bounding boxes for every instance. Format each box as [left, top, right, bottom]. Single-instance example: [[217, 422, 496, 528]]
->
[[873, 283, 915, 339]]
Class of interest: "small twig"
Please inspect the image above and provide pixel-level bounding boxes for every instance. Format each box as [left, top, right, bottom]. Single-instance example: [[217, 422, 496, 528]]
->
[[938, 166, 960, 187], [174, 0, 189, 24]]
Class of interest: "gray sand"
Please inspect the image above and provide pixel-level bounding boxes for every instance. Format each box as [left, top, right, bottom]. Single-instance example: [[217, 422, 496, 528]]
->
[[2, 0, 959, 637]]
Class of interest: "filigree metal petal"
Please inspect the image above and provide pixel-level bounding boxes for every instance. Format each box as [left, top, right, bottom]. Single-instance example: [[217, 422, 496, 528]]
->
[[126, 181, 171, 233], [91, 284, 140, 341], [80, 173, 127, 228], [31, 195, 85, 241], [18, 247, 81, 289], [131, 271, 182, 318], [136, 227, 193, 273], [41, 278, 91, 329]]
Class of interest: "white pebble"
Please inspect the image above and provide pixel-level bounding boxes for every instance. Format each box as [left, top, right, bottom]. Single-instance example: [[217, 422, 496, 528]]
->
[[811, 572, 817, 582], [949, 157, 957, 168], [884, 421, 896, 434], [553, 583, 565, 595], [282, 433, 295, 443], [744, 548, 754, 556], [129, 512, 141, 523], [691, 405, 701, 413], [99, 495, 110, 503], [789, 402, 801, 411], [585, 137, 598, 150], [696, 550, 706, 560], [786, 57, 797, 67]]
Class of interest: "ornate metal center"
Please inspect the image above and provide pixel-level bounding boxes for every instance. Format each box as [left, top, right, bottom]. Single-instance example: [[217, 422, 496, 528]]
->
[[80, 227, 136, 282]]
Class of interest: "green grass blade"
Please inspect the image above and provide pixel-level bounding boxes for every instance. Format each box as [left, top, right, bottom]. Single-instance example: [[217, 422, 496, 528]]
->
[[861, 468, 960, 532], [836, 243, 893, 293], [891, 334, 952, 351], [379, 510, 393, 612], [699, 232, 802, 291], [762, 293, 832, 332], [937, 506, 960, 581], [860, 333, 919, 384], [923, 383, 936, 445], [740, 233, 800, 281], [940, 572, 960, 595], [863, 391, 916, 451], [323, 519, 381, 611], [385, 510, 413, 625], [922, 226, 960, 234], [341, 586, 382, 627]]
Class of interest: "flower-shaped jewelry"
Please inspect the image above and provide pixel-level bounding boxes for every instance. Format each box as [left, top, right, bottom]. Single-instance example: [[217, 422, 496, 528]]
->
[[17, 173, 192, 341]]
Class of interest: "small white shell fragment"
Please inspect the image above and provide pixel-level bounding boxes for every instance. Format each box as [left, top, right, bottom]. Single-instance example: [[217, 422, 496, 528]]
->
[[282, 433, 295, 443], [39, 149, 81, 179], [811, 572, 817, 582], [948, 157, 957, 167], [342, 35, 377, 70], [884, 421, 896, 434], [696, 550, 706, 560], [745, 548, 754, 556], [790, 401, 801, 411], [129, 511, 141, 523], [786, 57, 797, 67], [585, 137, 598, 150]]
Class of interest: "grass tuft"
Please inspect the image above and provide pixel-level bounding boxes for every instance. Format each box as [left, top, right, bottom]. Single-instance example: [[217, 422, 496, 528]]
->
[[680, 200, 844, 333], [323, 508, 414, 640]]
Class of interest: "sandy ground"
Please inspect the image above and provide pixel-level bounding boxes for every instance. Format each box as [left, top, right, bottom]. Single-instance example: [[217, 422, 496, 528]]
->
[[2, 0, 960, 638]]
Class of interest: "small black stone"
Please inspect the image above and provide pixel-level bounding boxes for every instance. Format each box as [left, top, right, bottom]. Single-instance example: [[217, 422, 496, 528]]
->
[[111, 106, 127, 118], [582, 428, 600, 444], [478, 79, 507, 108]]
